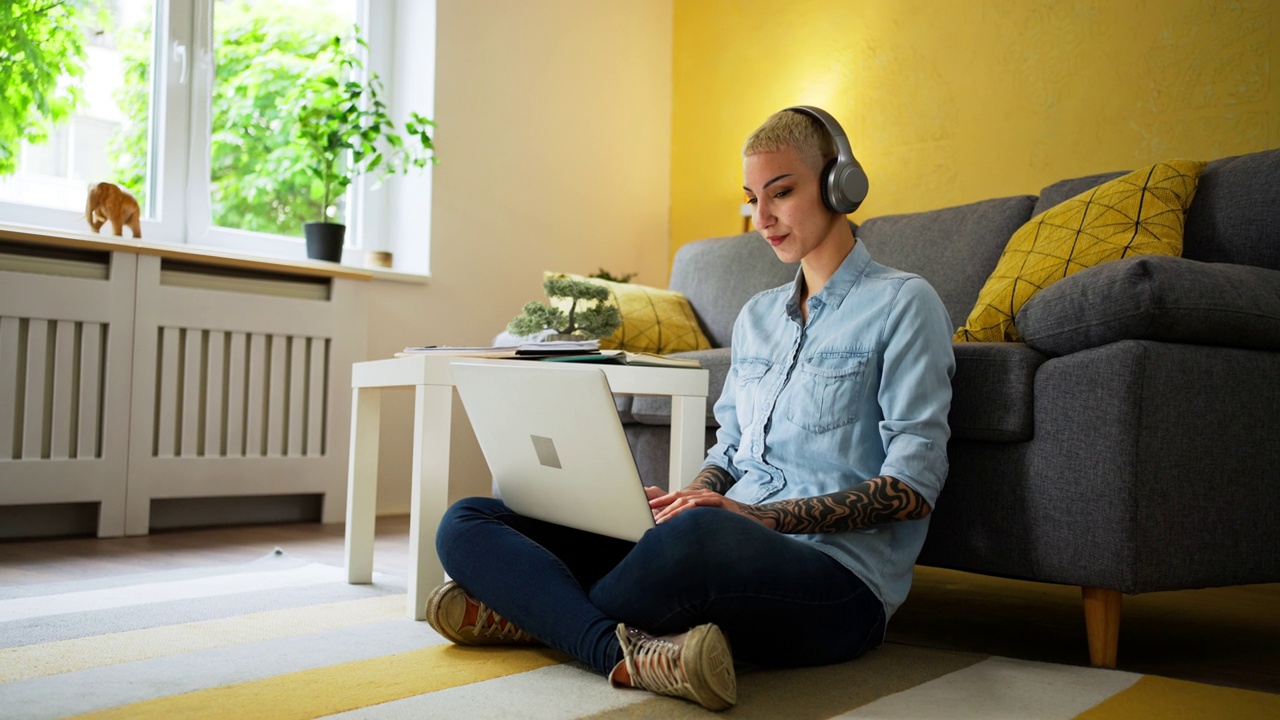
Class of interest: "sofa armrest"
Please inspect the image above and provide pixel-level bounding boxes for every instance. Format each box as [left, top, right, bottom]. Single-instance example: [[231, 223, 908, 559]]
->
[[926, 339, 1280, 592], [950, 342, 1046, 442], [1016, 256, 1280, 358]]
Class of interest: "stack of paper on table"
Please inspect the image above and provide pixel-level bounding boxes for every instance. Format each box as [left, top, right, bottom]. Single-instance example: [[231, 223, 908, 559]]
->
[[396, 339, 600, 358]]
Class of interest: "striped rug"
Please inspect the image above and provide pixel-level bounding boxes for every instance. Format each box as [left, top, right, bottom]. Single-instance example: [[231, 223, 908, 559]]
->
[[2, 551, 1276, 719]]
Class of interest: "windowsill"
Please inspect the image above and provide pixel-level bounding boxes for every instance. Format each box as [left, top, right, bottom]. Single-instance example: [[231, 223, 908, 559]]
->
[[0, 221, 390, 281], [364, 265, 431, 284]]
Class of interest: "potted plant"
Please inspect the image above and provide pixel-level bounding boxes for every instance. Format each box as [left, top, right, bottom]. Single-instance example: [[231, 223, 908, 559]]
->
[[508, 275, 623, 341], [290, 26, 435, 262]]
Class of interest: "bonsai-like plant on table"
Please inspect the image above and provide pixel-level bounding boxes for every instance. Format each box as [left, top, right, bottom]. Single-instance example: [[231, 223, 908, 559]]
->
[[508, 276, 622, 341], [289, 26, 435, 262]]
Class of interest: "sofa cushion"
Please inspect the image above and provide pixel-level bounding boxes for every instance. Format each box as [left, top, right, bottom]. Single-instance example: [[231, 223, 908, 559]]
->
[[1182, 148, 1280, 270], [614, 394, 636, 424], [948, 342, 1046, 442], [547, 272, 712, 354], [626, 348, 731, 426], [668, 233, 800, 348], [858, 196, 1037, 330], [956, 159, 1206, 343], [1016, 255, 1280, 357]]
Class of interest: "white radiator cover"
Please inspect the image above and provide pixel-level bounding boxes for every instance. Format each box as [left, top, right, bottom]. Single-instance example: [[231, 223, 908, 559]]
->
[[0, 242, 367, 537]]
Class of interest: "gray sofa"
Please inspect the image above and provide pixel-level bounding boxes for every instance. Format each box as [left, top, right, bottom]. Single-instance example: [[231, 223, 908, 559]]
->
[[620, 146, 1280, 668]]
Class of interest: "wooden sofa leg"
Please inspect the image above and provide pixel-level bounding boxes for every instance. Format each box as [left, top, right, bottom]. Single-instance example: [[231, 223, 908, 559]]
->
[[1081, 587, 1121, 668]]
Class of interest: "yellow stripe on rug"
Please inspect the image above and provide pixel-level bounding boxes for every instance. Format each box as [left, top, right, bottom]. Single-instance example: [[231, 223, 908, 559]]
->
[[1076, 674, 1280, 719], [0, 595, 406, 683], [67, 645, 569, 720]]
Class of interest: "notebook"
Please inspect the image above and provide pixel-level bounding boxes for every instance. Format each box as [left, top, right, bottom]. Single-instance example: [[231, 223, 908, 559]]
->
[[450, 360, 657, 542]]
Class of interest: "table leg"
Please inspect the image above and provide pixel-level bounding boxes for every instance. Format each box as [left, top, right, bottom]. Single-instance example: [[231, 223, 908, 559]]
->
[[408, 383, 455, 620], [345, 386, 381, 585], [668, 394, 707, 490]]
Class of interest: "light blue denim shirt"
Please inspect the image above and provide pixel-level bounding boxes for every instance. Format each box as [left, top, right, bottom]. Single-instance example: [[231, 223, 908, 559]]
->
[[705, 239, 955, 619]]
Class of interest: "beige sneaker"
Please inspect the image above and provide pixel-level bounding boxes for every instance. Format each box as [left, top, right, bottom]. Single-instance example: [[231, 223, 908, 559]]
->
[[424, 581, 539, 646], [610, 623, 737, 711]]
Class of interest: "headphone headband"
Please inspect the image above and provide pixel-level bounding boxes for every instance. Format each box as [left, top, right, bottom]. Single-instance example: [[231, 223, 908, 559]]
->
[[783, 105, 868, 214]]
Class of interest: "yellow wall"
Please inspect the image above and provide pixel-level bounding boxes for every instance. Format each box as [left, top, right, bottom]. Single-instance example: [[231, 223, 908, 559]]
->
[[671, 0, 1280, 254]]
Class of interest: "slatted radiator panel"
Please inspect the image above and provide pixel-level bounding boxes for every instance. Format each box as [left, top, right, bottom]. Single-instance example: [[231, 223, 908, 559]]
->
[[0, 318, 108, 460], [0, 247, 136, 537], [127, 255, 366, 535], [151, 329, 330, 459]]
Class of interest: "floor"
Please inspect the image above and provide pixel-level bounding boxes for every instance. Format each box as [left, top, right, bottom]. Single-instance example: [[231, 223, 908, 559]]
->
[[2, 516, 1276, 695]]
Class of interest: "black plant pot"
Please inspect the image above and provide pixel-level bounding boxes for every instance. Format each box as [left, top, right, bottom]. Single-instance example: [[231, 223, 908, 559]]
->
[[304, 222, 346, 262]]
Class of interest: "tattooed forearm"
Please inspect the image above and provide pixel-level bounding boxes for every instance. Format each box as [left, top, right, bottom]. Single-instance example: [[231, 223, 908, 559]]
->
[[741, 475, 931, 534], [687, 465, 736, 494]]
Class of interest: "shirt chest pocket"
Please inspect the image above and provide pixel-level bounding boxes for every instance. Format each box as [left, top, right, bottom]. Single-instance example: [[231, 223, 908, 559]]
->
[[785, 352, 870, 434], [733, 359, 771, 427]]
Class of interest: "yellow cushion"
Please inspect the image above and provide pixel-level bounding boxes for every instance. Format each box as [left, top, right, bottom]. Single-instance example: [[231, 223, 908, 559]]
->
[[547, 272, 712, 354], [955, 159, 1206, 343]]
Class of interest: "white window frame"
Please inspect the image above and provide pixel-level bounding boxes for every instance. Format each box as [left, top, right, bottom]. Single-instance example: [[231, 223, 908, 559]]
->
[[0, 0, 408, 268]]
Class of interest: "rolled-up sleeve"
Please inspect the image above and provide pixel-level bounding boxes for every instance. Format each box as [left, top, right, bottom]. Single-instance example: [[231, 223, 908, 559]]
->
[[876, 277, 955, 506]]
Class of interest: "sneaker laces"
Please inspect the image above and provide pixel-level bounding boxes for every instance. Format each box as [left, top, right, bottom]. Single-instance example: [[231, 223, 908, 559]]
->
[[472, 600, 535, 643], [621, 627, 693, 697]]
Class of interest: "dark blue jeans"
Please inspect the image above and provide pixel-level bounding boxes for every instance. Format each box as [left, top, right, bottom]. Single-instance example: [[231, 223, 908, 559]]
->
[[435, 497, 886, 675]]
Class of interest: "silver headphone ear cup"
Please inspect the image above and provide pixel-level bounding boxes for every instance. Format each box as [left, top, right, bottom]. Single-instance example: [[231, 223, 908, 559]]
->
[[834, 164, 868, 214]]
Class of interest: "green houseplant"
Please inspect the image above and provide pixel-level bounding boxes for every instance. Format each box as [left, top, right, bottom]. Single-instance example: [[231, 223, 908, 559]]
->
[[290, 26, 435, 262], [508, 276, 623, 340]]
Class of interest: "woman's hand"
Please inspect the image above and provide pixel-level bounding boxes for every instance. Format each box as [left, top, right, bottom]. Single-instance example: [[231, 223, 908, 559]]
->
[[648, 488, 777, 529]]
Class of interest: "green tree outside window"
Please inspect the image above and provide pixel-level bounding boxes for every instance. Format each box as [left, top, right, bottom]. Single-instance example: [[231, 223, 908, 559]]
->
[[0, 0, 101, 176]]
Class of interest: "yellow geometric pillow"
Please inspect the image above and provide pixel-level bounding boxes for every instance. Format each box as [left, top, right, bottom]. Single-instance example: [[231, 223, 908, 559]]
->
[[546, 272, 712, 354], [955, 159, 1206, 343]]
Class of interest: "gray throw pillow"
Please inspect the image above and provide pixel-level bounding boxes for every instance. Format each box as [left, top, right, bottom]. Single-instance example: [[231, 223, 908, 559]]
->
[[1016, 255, 1280, 357]]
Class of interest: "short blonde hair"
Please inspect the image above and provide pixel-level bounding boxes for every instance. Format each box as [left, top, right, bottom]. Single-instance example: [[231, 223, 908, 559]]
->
[[742, 109, 835, 174]]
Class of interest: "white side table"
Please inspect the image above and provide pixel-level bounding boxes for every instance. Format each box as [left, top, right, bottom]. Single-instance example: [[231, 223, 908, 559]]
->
[[345, 354, 710, 619]]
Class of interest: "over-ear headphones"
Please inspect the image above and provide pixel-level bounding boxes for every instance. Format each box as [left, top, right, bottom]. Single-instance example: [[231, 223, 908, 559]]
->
[[784, 106, 868, 214]]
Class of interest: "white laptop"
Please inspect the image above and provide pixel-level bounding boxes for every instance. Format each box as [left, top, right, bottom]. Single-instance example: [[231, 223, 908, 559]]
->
[[450, 360, 657, 542]]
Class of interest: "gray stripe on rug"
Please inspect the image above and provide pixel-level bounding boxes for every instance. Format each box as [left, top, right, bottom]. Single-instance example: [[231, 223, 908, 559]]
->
[[0, 550, 311, 599], [0, 618, 445, 720], [577, 644, 987, 720], [0, 580, 404, 649], [0, 574, 404, 649], [835, 656, 1141, 719]]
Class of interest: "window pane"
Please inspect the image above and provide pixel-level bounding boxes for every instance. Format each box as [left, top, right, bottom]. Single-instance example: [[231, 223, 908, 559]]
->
[[209, 0, 356, 238], [0, 1, 154, 217]]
